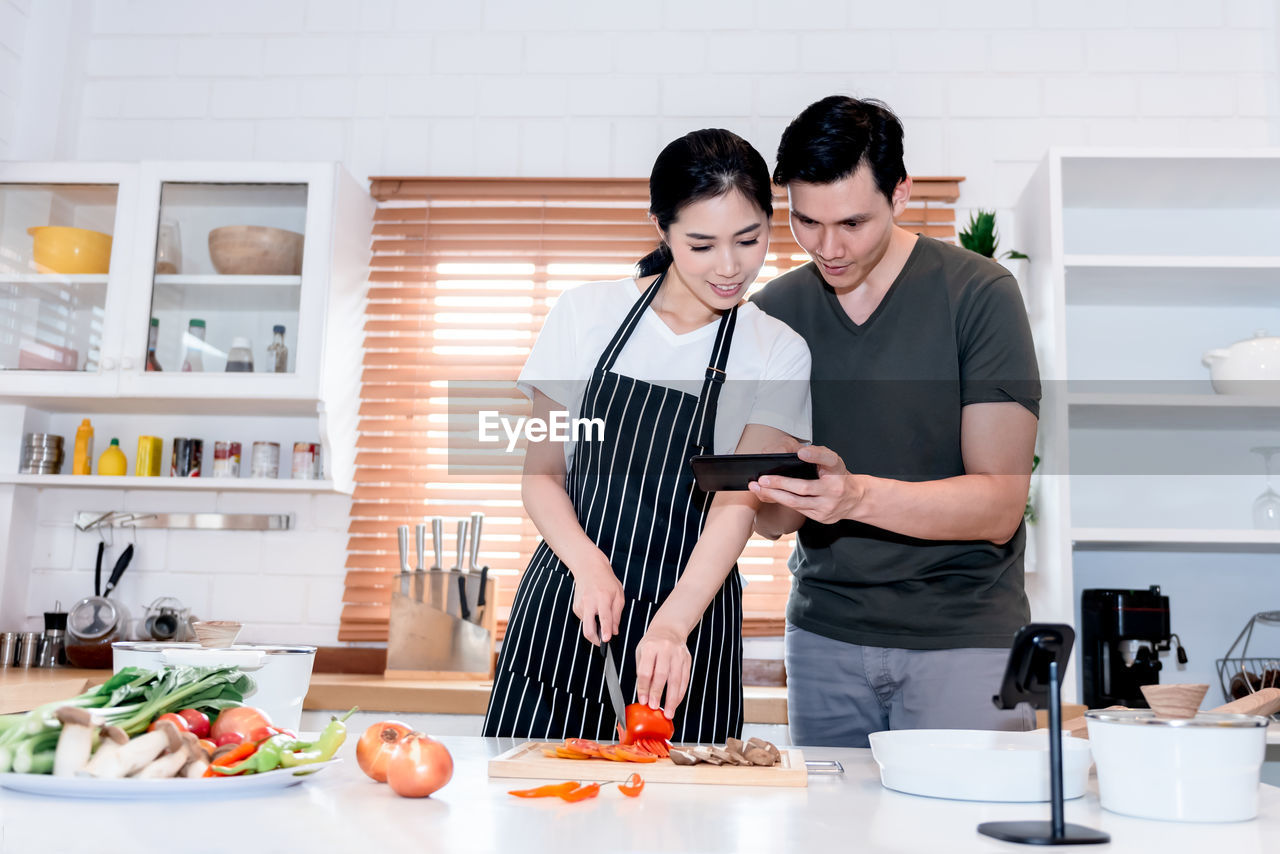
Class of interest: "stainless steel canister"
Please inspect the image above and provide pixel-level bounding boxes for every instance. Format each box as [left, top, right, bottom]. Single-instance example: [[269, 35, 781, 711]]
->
[[0, 632, 17, 667], [21, 433, 65, 474], [251, 441, 280, 478], [17, 631, 41, 668]]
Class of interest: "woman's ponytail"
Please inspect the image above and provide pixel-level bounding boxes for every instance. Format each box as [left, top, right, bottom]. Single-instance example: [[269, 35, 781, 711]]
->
[[636, 241, 673, 277]]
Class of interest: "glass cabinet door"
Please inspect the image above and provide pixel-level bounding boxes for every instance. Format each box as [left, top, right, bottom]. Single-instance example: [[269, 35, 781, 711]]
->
[[143, 182, 306, 376], [0, 183, 119, 373]]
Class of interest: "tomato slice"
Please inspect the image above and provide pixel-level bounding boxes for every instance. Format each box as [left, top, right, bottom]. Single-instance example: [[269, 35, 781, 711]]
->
[[553, 747, 592, 760], [564, 738, 602, 758], [612, 744, 657, 763]]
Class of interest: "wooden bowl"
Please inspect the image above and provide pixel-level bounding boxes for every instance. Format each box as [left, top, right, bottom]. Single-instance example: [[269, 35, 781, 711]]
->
[[208, 226, 304, 275], [192, 620, 243, 649], [1141, 683, 1209, 719]]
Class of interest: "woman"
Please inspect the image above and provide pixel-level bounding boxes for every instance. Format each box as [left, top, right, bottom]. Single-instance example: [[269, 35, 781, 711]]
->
[[483, 129, 812, 744]]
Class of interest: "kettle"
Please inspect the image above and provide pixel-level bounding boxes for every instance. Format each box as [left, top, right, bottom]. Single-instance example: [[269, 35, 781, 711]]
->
[[142, 597, 192, 642]]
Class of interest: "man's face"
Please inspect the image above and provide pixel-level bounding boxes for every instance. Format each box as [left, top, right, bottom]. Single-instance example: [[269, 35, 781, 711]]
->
[[786, 163, 908, 289]]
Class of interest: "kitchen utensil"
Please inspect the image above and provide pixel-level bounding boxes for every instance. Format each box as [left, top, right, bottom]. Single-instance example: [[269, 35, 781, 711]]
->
[[114, 641, 315, 731], [446, 520, 468, 617], [1060, 686, 1280, 740], [101, 543, 133, 598], [413, 523, 426, 603], [16, 632, 41, 668], [430, 516, 444, 612], [142, 597, 190, 642], [65, 597, 130, 668], [488, 742, 808, 787], [397, 524, 410, 598], [1086, 709, 1269, 822], [82, 543, 133, 636], [1216, 610, 1280, 716], [0, 759, 340, 799], [20, 433, 64, 474], [27, 226, 112, 274], [385, 586, 494, 678], [1139, 682, 1207, 718], [456, 575, 471, 622], [191, 620, 242, 648], [154, 220, 182, 274], [37, 630, 64, 667], [469, 512, 489, 624], [208, 226, 304, 276], [596, 617, 629, 734], [0, 633, 17, 667], [1202, 331, 1280, 395], [868, 729, 1093, 802]]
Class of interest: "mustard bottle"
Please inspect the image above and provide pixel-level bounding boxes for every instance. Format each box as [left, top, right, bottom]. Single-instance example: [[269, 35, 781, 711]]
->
[[72, 418, 94, 475], [97, 438, 127, 476]]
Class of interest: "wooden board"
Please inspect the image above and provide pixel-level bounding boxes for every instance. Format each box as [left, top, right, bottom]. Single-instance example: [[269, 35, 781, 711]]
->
[[488, 742, 807, 788]]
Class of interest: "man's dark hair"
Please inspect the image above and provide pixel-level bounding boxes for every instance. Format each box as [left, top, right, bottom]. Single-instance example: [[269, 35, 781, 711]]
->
[[773, 96, 907, 204]]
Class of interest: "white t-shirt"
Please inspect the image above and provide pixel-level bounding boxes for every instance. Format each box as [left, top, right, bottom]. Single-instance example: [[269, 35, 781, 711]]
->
[[518, 277, 813, 471]]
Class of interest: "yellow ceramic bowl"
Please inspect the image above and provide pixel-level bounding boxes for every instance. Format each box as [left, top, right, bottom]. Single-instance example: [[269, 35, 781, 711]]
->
[[27, 226, 113, 274]]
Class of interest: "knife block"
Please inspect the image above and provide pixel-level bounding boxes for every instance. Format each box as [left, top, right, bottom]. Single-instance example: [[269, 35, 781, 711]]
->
[[385, 574, 497, 680]]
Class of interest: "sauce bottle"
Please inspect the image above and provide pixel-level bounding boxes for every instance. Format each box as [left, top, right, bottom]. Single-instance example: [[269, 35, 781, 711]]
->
[[72, 418, 94, 475], [97, 438, 127, 476]]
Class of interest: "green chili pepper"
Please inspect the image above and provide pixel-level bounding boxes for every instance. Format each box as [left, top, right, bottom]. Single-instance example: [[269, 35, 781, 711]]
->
[[279, 708, 355, 768], [211, 734, 298, 776]]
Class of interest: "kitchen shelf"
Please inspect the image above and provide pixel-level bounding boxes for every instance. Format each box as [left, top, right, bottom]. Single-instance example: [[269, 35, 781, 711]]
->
[[1063, 256, 1280, 306], [1072, 527, 1280, 552], [1067, 393, 1280, 430], [152, 275, 301, 287], [0, 274, 110, 285], [0, 474, 343, 492]]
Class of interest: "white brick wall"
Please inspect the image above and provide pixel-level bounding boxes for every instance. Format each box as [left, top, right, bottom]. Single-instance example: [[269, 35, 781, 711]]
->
[[4, 0, 1279, 646]]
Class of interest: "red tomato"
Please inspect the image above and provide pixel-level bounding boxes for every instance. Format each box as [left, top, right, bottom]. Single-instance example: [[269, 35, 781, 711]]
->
[[620, 703, 674, 745], [214, 732, 243, 747], [210, 706, 272, 743], [356, 720, 413, 783], [386, 733, 453, 798], [147, 712, 190, 734], [176, 708, 210, 738]]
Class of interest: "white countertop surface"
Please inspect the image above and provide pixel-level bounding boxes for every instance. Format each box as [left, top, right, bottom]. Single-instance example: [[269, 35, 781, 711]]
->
[[2, 736, 1279, 854]]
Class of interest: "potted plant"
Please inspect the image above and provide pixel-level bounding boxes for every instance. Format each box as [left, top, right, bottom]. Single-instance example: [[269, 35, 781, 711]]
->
[[958, 210, 1028, 262]]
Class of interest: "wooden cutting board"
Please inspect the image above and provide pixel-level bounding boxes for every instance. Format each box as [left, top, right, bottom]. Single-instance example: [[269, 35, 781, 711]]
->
[[488, 742, 808, 787]]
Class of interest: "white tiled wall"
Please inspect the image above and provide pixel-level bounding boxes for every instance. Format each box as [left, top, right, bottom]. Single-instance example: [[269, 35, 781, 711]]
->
[[47, 0, 1276, 211], [0, 0, 30, 157], [4, 0, 1280, 646], [13, 487, 352, 645]]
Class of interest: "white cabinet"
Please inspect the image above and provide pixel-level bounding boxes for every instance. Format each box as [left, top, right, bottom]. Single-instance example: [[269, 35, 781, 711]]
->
[[1016, 149, 1280, 700], [0, 161, 373, 493]]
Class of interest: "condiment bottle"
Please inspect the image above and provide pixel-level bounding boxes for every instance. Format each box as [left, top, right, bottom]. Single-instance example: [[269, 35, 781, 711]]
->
[[182, 318, 205, 372], [97, 438, 127, 476], [268, 325, 288, 372], [225, 337, 254, 372], [72, 418, 94, 475], [145, 317, 163, 371]]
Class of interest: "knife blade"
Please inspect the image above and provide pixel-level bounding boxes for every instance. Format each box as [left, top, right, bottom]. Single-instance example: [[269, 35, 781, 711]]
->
[[596, 617, 628, 736]]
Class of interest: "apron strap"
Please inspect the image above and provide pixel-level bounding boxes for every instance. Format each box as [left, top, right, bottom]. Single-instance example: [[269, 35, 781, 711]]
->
[[691, 304, 737, 455], [596, 272, 664, 374]]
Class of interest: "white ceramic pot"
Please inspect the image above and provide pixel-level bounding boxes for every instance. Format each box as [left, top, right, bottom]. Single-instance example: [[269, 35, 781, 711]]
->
[[1086, 709, 1268, 822], [1202, 331, 1280, 395], [112, 642, 316, 732], [867, 729, 1093, 802]]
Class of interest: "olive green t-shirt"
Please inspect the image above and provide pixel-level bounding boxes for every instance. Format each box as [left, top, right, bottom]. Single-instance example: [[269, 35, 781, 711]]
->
[[750, 236, 1040, 649]]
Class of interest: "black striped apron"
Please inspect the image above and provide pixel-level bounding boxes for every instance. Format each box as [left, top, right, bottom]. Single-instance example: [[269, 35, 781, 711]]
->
[[483, 274, 744, 744]]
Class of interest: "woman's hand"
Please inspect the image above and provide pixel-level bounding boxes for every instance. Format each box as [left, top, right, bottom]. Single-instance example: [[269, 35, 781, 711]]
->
[[569, 549, 625, 645], [634, 621, 692, 720]]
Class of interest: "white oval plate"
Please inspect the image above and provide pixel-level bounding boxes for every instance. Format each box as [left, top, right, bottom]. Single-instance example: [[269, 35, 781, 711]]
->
[[0, 758, 340, 800]]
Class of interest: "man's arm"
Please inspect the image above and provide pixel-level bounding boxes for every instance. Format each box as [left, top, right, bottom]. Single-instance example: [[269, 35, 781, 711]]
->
[[750, 401, 1037, 545]]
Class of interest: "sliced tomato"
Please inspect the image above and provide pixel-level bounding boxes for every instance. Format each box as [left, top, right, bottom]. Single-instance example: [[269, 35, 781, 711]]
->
[[612, 744, 657, 763], [564, 738, 603, 757], [554, 747, 592, 760], [620, 703, 675, 746]]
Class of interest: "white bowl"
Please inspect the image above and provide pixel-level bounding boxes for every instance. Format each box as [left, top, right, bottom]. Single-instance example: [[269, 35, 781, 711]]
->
[[1086, 709, 1268, 822], [868, 728, 1092, 802]]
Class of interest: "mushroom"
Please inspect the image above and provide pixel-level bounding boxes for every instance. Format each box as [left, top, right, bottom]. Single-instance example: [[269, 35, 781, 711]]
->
[[136, 731, 203, 779], [689, 747, 722, 765], [722, 738, 752, 766], [746, 737, 782, 764], [52, 707, 100, 777], [668, 748, 701, 766], [742, 746, 775, 766], [83, 720, 183, 779], [707, 746, 735, 765]]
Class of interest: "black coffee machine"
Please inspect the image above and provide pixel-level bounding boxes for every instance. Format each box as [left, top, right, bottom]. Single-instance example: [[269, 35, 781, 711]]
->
[[1080, 586, 1187, 708]]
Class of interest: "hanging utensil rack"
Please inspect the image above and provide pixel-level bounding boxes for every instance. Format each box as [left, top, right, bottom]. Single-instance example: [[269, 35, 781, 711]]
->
[[75, 511, 293, 532]]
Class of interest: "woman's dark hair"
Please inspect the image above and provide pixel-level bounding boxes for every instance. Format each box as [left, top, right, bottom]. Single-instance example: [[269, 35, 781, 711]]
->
[[773, 96, 907, 204], [637, 128, 773, 277]]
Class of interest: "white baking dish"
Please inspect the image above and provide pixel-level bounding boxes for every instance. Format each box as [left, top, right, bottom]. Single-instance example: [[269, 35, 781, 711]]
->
[[112, 642, 316, 732], [1086, 709, 1269, 822], [867, 728, 1092, 802]]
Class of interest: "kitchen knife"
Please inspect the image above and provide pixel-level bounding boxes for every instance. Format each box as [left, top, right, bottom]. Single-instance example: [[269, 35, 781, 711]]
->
[[596, 617, 628, 737], [451, 520, 468, 573], [429, 516, 444, 610], [447, 520, 468, 617], [468, 512, 486, 624], [397, 525, 410, 597], [413, 522, 427, 602]]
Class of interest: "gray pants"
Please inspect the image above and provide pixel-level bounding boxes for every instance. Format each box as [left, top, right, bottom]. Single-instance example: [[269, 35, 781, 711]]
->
[[785, 623, 1035, 748]]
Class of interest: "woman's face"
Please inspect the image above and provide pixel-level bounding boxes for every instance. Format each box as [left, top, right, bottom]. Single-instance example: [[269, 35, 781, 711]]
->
[[651, 189, 770, 313]]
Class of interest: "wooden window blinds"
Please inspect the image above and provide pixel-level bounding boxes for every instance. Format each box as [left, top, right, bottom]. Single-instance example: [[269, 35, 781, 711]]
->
[[341, 176, 963, 644]]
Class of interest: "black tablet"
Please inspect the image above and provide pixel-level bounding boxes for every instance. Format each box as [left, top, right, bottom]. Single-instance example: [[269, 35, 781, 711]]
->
[[689, 452, 819, 492]]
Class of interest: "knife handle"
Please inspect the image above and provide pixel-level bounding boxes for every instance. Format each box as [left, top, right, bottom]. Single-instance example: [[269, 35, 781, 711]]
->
[[469, 512, 483, 571], [431, 517, 444, 569], [397, 525, 410, 574], [457, 575, 471, 622], [453, 520, 468, 572], [414, 523, 425, 572]]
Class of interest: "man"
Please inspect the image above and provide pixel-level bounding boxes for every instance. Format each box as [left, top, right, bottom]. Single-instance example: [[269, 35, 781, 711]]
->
[[749, 95, 1040, 748]]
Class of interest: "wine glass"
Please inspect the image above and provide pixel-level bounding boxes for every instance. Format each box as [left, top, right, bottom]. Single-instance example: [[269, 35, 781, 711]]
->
[[155, 220, 182, 274], [1250, 446, 1280, 529]]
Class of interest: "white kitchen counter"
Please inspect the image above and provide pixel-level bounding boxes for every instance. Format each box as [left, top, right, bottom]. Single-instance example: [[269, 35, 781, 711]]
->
[[2, 737, 1280, 853]]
